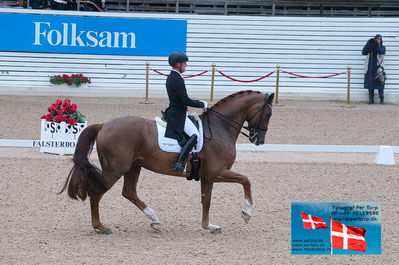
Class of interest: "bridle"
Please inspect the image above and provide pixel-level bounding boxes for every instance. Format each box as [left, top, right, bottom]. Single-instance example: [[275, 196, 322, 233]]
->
[[246, 96, 272, 142], [204, 94, 272, 142]]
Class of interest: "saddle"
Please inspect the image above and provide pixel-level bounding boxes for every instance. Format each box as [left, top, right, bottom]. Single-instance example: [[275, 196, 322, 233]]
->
[[161, 111, 200, 131], [155, 111, 203, 181], [156, 111, 202, 146]]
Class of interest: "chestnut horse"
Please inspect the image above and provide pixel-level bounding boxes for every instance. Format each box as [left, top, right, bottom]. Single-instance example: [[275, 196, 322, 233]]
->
[[60, 90, 274, 234]]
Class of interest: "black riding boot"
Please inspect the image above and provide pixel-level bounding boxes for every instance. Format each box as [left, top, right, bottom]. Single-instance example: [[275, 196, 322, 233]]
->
[[378, 89, 384, 104], [172, 135, 198, 172], [368, 89, 374, 104]]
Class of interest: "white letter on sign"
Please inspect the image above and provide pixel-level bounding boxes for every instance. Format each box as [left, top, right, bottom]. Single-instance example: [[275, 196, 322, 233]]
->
[[86, 31, 98, 47], [47, 29, 62, 46], [113, 32, 136, 48], [33, 22, 50, 45], [62, 23, 69, 46], [98, 31, 113, 48], [70, 23, 85, 47]]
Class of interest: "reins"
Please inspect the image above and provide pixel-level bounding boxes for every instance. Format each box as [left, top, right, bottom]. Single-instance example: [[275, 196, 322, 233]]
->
[[203, 94, 272, 141], [204, 109, 252, 141]]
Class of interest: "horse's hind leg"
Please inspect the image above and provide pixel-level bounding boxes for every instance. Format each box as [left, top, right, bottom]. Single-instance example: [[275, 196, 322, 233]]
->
[[122, 162, 161, 232], [90, 171, 122, 234], [90, 194, 112, 234]]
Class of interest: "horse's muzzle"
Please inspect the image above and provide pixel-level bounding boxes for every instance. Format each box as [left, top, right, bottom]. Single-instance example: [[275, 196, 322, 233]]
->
[[249, 132, 264, 145], [249, 132, 258, 142], [255, 139, 264, 146]]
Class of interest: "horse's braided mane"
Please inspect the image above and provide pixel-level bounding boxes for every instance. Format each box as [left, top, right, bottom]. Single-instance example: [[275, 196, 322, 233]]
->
[[203, 90, 262, 114]]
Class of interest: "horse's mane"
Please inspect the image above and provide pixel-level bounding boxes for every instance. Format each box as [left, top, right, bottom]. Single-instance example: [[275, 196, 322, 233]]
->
[[203, 90, 262, 115]]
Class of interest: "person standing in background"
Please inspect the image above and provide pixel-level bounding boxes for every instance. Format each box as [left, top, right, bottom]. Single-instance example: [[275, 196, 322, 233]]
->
[[362, 34, 386, 104]]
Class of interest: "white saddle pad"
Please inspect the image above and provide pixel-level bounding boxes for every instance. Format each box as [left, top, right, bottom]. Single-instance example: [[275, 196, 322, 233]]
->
[[155, 115, 204, 153]]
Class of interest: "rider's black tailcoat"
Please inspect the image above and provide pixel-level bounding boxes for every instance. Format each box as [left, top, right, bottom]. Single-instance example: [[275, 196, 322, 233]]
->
[[165, 70, 204, 141]]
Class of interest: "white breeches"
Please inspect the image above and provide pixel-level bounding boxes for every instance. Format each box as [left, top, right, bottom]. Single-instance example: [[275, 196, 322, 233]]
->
[[184, 113, 199, 138]]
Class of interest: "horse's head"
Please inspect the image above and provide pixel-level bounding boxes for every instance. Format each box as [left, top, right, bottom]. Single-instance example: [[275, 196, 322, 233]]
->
[[246, 93, 274, 146]]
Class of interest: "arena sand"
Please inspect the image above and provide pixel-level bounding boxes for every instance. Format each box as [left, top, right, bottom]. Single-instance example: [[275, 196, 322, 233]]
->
[[0, 95, 398, 264]]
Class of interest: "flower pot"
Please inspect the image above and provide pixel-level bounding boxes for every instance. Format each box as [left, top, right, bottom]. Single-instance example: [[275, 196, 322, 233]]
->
[[40, 119, 88, 155], [51, 83, 89, 89]]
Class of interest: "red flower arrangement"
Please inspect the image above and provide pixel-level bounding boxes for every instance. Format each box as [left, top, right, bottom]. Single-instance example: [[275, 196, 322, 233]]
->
[[50, 73, 91, 86], [40, 99, 86, 126]]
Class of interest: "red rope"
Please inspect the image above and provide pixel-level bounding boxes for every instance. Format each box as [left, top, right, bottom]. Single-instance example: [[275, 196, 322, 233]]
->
[[183, 70, 209, 78], [151, 69, 209, 78], [217, 70, 275, 83], [282, 70, 346, 78], [151, 69, 169, 76]]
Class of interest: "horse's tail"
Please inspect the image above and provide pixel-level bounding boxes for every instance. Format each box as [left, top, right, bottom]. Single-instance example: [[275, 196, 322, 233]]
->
[[59, 123, 107, 201]]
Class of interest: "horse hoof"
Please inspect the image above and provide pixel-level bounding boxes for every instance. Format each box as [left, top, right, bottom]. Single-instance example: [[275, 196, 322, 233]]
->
[[94, 228, 113, 235], [211, 227, 222, 234], [208, 224, 222, 234], [150, 222, 162, 232], [241, 211, 251, 224]]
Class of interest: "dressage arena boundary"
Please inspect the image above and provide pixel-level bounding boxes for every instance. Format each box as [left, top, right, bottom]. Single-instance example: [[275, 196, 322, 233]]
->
[[146, 63, 352, 104], [1, 139, 396, 165]]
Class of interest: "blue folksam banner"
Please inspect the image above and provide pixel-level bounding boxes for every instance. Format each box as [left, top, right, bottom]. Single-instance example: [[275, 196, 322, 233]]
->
[[0, 13, 187, 56]]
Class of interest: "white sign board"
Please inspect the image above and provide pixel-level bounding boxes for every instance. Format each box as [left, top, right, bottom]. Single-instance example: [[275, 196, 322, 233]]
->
[[40, 119, 87, 155]]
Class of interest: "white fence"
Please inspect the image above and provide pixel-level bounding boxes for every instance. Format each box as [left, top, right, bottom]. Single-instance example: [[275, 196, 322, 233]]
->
[[0, 8, 399, 101], [0, 139, 396, 165]]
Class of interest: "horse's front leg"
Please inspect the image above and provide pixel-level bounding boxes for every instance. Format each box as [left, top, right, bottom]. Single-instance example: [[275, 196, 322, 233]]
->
[[200, 178, 221, 233], [214, 169, 253, 224]]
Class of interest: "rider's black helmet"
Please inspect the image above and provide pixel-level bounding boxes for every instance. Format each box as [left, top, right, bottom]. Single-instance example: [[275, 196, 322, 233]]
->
[[168, 52, 188, 67]]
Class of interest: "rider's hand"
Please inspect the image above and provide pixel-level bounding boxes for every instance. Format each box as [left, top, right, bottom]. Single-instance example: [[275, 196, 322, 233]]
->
[[200, 100, 208, 110]]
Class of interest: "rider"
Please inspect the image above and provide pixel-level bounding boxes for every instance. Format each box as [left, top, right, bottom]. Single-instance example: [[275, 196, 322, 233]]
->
[[164, 51, 208, 172]]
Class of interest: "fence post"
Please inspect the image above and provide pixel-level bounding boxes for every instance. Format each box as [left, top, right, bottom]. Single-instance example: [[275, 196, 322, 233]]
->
[[210, 63, 216, 102], [275, 65, 280, 104], [140, 62, 153, 104], [346, 65, 351, 105]]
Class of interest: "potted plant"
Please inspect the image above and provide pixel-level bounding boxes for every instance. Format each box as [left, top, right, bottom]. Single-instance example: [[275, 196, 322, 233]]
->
[[40, 99, 87, 155], [49, 73, 91, 88]]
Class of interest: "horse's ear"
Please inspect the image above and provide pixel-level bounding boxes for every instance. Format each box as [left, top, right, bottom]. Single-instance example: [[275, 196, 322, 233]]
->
[[267, 93, 275, 104]]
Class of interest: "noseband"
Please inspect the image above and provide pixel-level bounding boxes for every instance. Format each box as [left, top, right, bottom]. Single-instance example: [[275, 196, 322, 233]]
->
[[204, 94, 272, 141]]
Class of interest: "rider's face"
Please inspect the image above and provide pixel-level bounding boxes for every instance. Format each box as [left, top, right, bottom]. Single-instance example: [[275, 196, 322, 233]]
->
[[175, 62, 187, 73], [181, 62, 187, 72]]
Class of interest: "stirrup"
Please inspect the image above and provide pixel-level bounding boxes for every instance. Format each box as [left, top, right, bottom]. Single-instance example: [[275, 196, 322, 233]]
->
[[171, 135, 197, 172]]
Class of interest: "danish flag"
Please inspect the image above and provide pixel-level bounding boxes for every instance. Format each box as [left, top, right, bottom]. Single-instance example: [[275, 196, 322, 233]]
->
[[300, 212, 328, 229], [331, 220, 367, 252]]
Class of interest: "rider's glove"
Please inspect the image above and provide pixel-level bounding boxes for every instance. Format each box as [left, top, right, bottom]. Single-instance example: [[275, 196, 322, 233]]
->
[[200, 100, 208, 110]]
